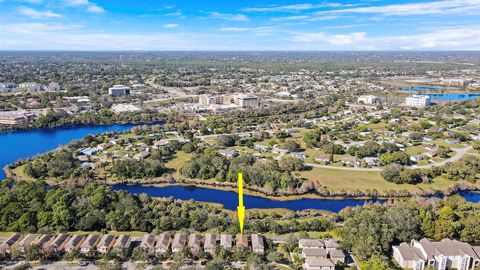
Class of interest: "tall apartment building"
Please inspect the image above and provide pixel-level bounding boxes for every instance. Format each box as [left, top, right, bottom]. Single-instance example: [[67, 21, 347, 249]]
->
[[198, 95, 230, 106], [405, 95, 431, 108]]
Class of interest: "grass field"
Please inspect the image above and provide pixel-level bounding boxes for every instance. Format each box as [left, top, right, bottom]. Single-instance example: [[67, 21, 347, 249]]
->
[[165, 151, 192, 177], [298, 167, 456, 194]]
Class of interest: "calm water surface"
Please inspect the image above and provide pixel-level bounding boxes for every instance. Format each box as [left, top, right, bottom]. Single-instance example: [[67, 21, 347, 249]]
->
[[425, 93, 480, 101], [0, 124, 136, 179], [111, 184, 383, 212]]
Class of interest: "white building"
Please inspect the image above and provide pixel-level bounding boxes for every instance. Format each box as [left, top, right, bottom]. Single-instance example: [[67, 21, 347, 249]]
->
[[19, 82, 42, 92], [0, 111, 35, 125], [393, 238, 480, 270], [45, 82, 62, 92], [111, 104, 142, 114], [233, 94, 259, 108], [358, 95, 380, 105], [405, 95, 431, 108], [108, 85, 130, 96]]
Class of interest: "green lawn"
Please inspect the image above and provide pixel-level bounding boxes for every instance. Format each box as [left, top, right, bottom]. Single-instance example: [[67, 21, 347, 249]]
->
[[165, 151, 192, 177], [298, 167, 456, 194]]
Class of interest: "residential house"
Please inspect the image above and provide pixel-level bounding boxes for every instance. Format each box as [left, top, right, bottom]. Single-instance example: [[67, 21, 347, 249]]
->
[[80, 234, 101, 254], [220, 234, 233, 250], [363, 157, 379, 167], [424, 151, 438, 158], [0, 233, 22, 254], [139, 234, 156, 255], [411, 155, 425, 162], [33, 234, 53, 248], [254, 144, 270, 152], [204, 234, 217, 254], [324, 240, 340, 252], [303, 258, 336, 270], [17, 234, 39, 253], [113, 235, 131, 250], [272, 147, 289, 155], [218, 149, 238, 157], [188, 234, 202, 254], [97, 235, 116, 253], [236, 234, 249, 250], [446, 138, 461, 144], [251, 234, 264, 254], [302, 248, 328, 259], [134, 150, 150, 160], [172, 234, 187, 253], [299, 239, 324, 249], [46, 234, 70, 253], [393, 238, 480, 270], [315, 157, 330, 165], [341, 156, 359, 166], [291, 152, 308, 159], [64, 235, 86, 253], [329, 249, 346, 264], [155, 234, 171, 254]]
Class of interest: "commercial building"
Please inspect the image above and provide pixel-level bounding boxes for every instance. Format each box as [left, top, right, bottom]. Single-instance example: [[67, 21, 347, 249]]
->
[[108, 85, 130, 96], [0, 111, 35, 125], [198, 95, 230, 106], [111, 104, 143, 114], [393, 238, 480, 270], [405, 95, 432, 108], [233, 94, 259, 108], [357, 95, 380, 105]]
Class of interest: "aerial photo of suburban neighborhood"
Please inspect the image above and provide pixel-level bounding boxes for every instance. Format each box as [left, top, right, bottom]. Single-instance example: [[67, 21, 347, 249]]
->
[[1, 0, 480, 270]]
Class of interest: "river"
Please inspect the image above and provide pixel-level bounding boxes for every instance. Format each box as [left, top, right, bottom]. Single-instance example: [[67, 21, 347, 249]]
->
[[0, 124, 479, 212]]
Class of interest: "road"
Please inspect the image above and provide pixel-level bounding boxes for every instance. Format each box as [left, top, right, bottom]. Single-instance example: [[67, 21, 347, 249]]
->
[[412, 146, 473, 169]]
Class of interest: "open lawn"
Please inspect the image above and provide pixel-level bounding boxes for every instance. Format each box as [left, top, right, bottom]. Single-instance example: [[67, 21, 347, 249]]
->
[[9, 164, 35, 181], [298, 167, 456, 194], [165, 151, 192, 177]]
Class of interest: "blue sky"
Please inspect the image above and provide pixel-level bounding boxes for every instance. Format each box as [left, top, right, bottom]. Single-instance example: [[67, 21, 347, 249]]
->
[[0, 0, 480, 50]]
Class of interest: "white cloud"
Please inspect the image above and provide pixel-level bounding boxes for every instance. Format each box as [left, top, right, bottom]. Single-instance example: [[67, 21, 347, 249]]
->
[[63, 0, 104, 13], [209, 12, 249, 21], [291, 27, 480, 50], [19, 7, 63, 18], [163, 23, 179, 28], [219, 27, 249, 32], [320, 0, 480, 16], [1, 23, 79, 33], [244, 3, 347, 12], [294, 32, 366, 44]]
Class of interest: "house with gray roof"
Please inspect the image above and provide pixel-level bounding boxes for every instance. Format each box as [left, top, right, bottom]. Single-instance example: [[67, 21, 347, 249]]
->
[[393, 238, 480, 270], [172, 233, 187, 253], [303, 258, 335, 270], [64, 235, 86, 253], [220, 234, 233, 249], [251, 234, 264, 254], [17, 234, 39, 253], [302, 248, 328, 259], [188, 234, 202, 254], [80, 234, 100, 254], [97, 235, 116, 253], [139, 234, 156, 255], [155, 234, 171, 254], [113, 234, 131, 250], [204, 234, 217, 254], [0, 233, 22, 254]]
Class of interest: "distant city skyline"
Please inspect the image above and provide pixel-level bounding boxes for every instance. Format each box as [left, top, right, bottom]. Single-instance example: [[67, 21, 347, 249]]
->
[[1, 0, 480, 50]]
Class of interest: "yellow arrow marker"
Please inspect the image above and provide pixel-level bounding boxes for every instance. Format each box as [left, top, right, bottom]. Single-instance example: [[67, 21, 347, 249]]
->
[[237, 172, 245, 234]]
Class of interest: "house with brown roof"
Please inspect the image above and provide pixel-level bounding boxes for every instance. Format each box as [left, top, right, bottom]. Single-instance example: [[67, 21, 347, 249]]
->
[[204, 234, 217, 254], [80, 234, 101, 254], [155, 234, 171, 254], [64, 235, 86, 253], [0, 233, 22, 254], [393, 238, 480, 270], [236, 234, 249, 249], [251, 234, 264, 254], [97, 235, 116, 253], [303, 258, 335, 270], [172, 233, 187, 253], [113, 234, 131, 250], [220, 234, 233, 249], [139, 234, 156, 255], [188, 234, 203, 254]]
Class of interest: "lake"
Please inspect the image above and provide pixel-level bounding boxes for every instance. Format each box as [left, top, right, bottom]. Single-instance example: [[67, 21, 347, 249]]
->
[[111, 183, 383, 212], [425, 93, 480, 102], [0, 124, 478, 213], [0, 124, 137, 179]]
